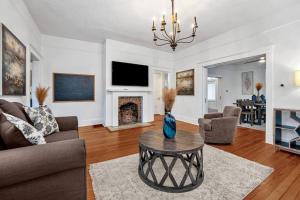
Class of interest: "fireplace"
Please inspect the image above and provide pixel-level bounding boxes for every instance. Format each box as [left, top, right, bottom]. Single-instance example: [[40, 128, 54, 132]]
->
[[118, 96, 142, 125]]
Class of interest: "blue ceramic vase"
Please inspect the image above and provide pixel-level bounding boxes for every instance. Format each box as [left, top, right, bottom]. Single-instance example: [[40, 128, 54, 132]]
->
[[163, 112, 176, 139]]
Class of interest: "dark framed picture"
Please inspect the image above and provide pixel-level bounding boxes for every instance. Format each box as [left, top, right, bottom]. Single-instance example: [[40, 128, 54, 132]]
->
[[176, 69, 194, 95], [1, 24, 26, 96], [53, 73, 95, 102]]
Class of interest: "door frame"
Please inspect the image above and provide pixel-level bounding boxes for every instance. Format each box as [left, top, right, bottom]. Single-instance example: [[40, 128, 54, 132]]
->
[[200, 46, 274, 144]]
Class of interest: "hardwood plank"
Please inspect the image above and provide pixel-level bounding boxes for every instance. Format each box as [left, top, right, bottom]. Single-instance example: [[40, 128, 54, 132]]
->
[[79, 117, 300, 200]]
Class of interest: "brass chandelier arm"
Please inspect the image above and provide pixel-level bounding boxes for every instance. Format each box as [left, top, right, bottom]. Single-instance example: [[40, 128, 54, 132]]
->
[[176, 35, 194, 43], [154, 33, 170, 42], [154, 40, 170, 46], [163, 29, 173, 41], [176, 36, 195, 44]]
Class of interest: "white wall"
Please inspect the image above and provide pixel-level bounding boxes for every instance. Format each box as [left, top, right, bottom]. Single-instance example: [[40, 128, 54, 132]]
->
[[208, 63, 266, 108], [0, 0, 41, 104], [104, 39, 174, 126], [42, 35, 103, 126], [173, 3, 300, 144]]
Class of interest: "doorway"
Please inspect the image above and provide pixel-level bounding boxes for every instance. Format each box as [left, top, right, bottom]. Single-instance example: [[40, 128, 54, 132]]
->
[[153, 71, 169, 115], [207, 77, 223, 113], [30, 51, 41, 107], [203, 54, 267, 131]]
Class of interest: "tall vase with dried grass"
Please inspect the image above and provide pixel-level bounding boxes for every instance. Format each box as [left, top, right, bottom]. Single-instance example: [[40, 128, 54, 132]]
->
[[255, 83, 263, 103], [162, 88, 176, 139], [36, 85, 50, 107]]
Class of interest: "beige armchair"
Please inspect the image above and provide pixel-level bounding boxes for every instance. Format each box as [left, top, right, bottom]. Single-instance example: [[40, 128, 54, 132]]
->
[[199, 106, 241, 144]]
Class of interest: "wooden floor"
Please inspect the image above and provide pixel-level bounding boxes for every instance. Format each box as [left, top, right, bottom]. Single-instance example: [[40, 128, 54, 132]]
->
[[79, 116, 300, 200]]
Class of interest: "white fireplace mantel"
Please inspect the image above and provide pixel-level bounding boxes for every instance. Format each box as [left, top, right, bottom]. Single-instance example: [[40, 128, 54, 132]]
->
[[109, 91, 152, 126]]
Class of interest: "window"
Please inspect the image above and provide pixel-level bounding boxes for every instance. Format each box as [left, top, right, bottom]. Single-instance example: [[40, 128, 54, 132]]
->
[[207, 82, 216, 101]]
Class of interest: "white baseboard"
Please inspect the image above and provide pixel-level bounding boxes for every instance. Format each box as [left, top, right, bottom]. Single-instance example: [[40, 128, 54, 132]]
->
[[79, 118, 104, 127], [174, 114, 198, 125]]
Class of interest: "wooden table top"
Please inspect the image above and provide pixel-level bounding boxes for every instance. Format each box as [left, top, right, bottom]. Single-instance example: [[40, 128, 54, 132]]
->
[[139, 130, 204, 153]]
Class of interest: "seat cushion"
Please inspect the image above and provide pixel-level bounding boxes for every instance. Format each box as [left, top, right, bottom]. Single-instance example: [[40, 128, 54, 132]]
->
[[45, 130, 79, 143], [0, 100, 28, 122]]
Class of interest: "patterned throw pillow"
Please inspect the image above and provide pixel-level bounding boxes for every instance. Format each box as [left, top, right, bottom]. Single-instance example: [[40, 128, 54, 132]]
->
[[2, 113, 46, 145], [24, 106, 59, 136]]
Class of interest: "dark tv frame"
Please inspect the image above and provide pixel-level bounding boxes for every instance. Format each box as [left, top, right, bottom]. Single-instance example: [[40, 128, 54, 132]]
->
[[111, 61, 149, 87]]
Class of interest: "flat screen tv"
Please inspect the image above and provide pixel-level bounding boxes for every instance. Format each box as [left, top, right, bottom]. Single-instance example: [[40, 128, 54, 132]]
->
[[112, 61, 149, 86]]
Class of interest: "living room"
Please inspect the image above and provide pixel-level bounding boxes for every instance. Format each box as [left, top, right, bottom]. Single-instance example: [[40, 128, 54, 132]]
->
[[0, 0, 300, 200]]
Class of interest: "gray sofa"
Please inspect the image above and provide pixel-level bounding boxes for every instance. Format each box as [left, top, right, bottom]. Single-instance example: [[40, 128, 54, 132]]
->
[[0, 100, 86, 200], [198, 106, 241, 144]]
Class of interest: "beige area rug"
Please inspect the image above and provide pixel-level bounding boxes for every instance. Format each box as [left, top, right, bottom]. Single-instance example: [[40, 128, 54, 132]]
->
[[106, 122, 153, 132], [89, 145, 273, 200]]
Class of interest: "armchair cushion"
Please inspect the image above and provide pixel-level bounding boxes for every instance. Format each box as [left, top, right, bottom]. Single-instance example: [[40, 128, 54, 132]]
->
[[204, 112, 223, 119]]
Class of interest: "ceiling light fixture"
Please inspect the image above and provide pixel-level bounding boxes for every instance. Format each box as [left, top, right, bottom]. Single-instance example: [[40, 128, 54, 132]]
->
[[259, 57, 266, 63], [151, 0, 198, 51]]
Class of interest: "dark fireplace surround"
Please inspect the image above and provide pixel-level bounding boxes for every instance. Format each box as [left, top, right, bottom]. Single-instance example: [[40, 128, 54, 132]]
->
[[118, 96, 142, 125]]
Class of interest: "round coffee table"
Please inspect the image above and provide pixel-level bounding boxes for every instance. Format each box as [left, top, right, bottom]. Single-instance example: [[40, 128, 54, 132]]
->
[[138, 130, 204, 193]]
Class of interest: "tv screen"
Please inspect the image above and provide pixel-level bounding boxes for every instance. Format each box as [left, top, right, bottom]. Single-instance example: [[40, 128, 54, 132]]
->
[[112, 61, 149, 86]]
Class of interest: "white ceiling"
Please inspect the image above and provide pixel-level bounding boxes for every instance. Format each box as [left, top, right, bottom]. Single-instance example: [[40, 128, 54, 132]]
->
[[24, 0, 299, 52]]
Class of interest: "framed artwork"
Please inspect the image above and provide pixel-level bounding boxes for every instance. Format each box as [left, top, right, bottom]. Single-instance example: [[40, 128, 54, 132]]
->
[[176, 69, 194, 95], [1, 24, 26, 96], [53, 73, 95, 102], [242, 71, 253, 95]]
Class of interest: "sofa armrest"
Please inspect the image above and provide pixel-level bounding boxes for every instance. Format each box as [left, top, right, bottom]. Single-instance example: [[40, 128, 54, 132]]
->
[[204, 112, 223, 119], [211, 117, 237, 130], [56, 116, 78, 131], [0, 139, 85, 188]]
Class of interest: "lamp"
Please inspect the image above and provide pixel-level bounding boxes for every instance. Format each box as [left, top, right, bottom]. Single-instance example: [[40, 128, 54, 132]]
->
[[294, 70, 300, 86]]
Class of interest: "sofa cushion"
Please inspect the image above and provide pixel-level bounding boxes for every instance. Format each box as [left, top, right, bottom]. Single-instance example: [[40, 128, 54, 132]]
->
[[0, 100, 28, 122], [13, 102, 33, 125], [24, 106, 59, 136], [45, 130, 79, 143], [0, 113, 32, 149], [2, 113, 46, 145]]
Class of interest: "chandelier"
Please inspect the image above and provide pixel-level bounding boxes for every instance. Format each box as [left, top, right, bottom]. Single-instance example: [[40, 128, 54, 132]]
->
[[151, 0, 198, 51]]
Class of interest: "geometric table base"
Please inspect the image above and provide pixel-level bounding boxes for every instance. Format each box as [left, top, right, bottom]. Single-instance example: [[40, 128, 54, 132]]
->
[[138, 145, 204, 193]]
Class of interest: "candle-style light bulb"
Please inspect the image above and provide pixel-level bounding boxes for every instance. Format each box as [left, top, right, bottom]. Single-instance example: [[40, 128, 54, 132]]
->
[[152, 20, 156, 32], [177, 22, 181, 33], [194, 16, 198, 28]]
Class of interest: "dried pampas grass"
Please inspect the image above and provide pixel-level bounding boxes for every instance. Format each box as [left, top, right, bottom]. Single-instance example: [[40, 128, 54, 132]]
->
[[36, 85, 50, 106], [256, 83, 263, 91], [163, 88, 176, 112]]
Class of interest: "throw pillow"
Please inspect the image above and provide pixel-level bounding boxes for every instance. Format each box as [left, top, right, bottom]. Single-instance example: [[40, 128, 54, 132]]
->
[[0, 99, 28, 122], [24, 106, 59, 136], [2, 113, 46, 145]]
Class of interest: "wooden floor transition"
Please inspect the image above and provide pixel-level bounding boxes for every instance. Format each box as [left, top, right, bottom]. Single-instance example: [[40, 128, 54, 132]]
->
[[79, 115, 300, 200]]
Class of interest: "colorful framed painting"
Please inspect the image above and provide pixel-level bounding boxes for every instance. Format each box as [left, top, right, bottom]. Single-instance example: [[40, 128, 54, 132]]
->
[[242, 71, 253, 95], [176, 69, 194, 96], [1, 24, 26, 96]]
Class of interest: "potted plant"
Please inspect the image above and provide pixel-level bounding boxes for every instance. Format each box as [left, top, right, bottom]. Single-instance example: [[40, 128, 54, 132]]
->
[[162, 88, 176, 139]]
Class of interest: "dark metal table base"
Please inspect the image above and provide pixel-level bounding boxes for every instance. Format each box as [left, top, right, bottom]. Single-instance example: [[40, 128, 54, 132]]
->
[[138, 145, 204, 193]]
